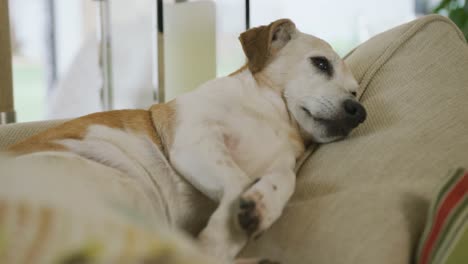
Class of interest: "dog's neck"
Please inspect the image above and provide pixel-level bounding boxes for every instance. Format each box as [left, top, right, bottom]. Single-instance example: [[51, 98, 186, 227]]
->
[[253, 71, 295, 123], [233, 67, 307, 148], [253, 71, 314, 146], [253, 71, 283, 94]]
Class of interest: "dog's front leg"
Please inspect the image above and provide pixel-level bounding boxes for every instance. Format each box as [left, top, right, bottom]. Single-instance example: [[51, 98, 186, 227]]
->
[[170, 136, 253, 262], [236, 160, 296, 239]]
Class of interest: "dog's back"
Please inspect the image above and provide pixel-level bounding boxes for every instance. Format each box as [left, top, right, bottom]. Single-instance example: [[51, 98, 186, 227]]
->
[[5, 107, 216, 235]]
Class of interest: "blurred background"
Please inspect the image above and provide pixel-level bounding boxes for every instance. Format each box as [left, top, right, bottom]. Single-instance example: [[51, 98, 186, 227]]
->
[[7, 0, 461, 122]]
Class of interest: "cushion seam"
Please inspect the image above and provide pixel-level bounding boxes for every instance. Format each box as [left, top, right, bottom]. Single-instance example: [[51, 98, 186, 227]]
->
[[358, 15, 466, 100], [299, 16, 466, 173]]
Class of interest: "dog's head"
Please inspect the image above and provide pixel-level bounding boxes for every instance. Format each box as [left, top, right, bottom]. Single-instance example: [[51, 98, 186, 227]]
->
[[239, 19, 366, 143]]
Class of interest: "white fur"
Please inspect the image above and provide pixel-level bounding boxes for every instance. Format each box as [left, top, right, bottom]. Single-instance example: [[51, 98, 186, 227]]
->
[[56, 124, 214, 234], [169, 27, 362, 262]]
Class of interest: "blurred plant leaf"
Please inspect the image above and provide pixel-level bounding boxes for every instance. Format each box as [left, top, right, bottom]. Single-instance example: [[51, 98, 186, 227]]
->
[[434, 0, 452, 13], [433, 0, 468, 41], [464, 20, 468, 39], [449, 7, 467, 28]]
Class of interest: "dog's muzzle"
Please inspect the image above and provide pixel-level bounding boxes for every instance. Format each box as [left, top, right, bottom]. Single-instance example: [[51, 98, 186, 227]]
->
[[318, 99, 367, 137]]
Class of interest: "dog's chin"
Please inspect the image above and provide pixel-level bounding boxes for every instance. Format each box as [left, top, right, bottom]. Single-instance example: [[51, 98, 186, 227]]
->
[[314, 133, 347, 144], [300, 118, 352, 144], [316, 118, 352, 139]]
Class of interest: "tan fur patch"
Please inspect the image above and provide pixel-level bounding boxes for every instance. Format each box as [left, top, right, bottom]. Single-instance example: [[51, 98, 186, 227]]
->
[[8, 110, 162, 155], [228, 63, 248, 77], [288, 130, 303, 147], [23, 207, 52, 263], [253, 71, 283, 93], [149, 100, 177, 157], [238, 19, 295, 74]]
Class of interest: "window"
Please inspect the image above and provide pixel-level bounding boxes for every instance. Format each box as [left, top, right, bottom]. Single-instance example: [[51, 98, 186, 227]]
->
[[8, 0, 422, 122]]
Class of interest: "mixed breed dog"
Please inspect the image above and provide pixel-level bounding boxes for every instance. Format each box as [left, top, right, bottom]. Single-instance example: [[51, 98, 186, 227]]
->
[[4, 19, 366, 263]]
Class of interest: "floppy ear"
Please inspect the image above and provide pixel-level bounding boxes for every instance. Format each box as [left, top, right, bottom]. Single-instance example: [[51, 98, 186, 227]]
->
[[239, 19, 296, 74]]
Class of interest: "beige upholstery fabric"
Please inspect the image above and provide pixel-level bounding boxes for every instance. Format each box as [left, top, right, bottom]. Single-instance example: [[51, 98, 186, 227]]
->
[[0, 119, 65, 149], [242, 15, 468, 263]]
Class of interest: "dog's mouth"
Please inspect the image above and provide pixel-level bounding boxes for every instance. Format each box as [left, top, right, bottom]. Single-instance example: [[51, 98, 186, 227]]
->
[[301, 106, 352, 138], [301, 106, 331, 123]]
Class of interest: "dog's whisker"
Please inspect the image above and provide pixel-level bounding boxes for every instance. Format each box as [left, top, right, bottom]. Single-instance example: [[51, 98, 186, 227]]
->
[[321, 97, 335, 108], [303, 97, 335, 116]]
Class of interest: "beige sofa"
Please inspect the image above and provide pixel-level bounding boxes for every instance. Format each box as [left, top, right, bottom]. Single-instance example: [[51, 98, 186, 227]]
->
[[1, 15, 467, 264]]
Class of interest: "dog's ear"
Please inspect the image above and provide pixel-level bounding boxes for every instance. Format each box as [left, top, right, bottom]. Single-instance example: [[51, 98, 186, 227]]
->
[[239, 19, 296, 74]]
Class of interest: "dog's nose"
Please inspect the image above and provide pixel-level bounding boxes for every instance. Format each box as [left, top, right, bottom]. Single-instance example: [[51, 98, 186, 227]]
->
[[343, 99, 367, 127]]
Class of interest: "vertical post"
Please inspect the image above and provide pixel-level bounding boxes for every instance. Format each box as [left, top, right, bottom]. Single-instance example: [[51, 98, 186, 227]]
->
[[153, 0, 165, 103], [44, 0, 57, 94], [245, 0, 250, 29], [0, 0, 16, 124], [95, 0, 113, 110]]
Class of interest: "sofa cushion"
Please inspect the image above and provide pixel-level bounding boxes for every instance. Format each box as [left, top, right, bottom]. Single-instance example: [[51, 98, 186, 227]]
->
[[242, 15, 468, 264], [0, 120, 65, 150]]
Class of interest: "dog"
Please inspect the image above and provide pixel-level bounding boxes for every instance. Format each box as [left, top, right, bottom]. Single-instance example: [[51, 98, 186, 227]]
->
[[5, 19, 366, 263]]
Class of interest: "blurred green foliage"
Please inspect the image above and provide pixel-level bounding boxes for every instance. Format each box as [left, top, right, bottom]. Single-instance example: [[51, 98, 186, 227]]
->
[[433, 0, 468, 40]]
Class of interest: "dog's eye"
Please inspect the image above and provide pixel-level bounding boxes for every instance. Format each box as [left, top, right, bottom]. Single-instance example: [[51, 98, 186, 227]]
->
[[309, 56, 333, 77], [301, 106, 312, 117]]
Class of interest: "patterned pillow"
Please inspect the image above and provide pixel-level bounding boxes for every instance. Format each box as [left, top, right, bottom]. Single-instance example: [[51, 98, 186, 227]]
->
[[416, 168, 468, 264]]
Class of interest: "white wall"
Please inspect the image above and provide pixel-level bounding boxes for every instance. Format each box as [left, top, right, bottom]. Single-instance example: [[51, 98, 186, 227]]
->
[[251, 0, 416, 55], [9, 0, 46, 62], [55, 0, 85, 76]]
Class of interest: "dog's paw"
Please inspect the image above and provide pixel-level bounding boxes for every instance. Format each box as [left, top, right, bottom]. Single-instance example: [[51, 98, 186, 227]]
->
[[237, 191, 266, 237], [258, 259, 281, 264], [237, 197, 260, 235], [235, 258, 280, 264]]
